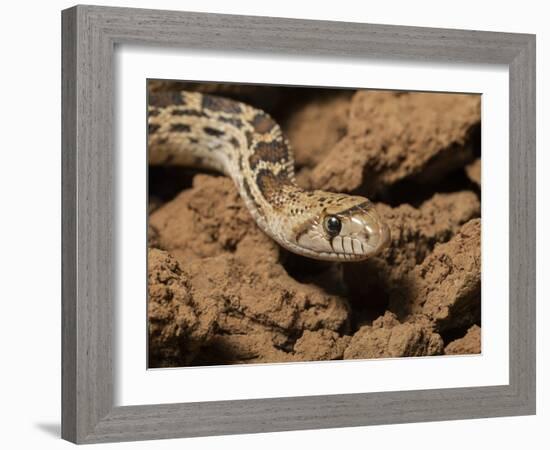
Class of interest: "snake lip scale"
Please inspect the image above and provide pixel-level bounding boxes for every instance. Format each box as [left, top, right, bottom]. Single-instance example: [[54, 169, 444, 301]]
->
[[148, 90, 391, 262]]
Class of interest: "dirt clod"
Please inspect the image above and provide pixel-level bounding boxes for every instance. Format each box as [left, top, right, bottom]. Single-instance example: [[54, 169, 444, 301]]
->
[[389, 219, 482, 333], [310, 91, 480, 197], [344, 312, 444, 359], [147, 249, 219, 367], [445, 325, 482, 355]]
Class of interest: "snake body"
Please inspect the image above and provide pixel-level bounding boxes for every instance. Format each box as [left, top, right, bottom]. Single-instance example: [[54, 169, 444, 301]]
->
[[148, 90, 390, 261]]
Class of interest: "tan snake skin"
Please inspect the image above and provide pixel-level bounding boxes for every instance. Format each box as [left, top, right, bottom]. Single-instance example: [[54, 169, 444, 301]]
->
[[148, 90, 390, 261]]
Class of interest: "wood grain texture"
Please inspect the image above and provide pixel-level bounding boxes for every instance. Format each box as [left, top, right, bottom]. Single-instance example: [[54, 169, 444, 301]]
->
[[61, 7, 77, 443], [508, 36, 536, 410], [61, 4, 536, 444], [62, 5, 114, 442]]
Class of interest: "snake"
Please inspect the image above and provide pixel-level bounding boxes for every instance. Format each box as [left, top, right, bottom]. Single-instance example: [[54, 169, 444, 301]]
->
[[148, 90, 390, 261]]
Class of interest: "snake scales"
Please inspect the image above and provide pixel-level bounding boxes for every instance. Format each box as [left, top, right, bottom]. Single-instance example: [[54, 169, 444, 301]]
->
[[148, 90, 390, 261]]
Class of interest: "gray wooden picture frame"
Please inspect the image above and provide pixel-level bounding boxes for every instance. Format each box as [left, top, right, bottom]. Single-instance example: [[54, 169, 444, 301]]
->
[[61, 4, 536, 444]]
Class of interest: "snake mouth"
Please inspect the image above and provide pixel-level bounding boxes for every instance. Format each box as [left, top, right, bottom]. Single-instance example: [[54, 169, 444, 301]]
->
[[323, 211, 391, 261], [289, 222, 391, 262], [279, 199, 391, 262], [328, 226, 390, 261]]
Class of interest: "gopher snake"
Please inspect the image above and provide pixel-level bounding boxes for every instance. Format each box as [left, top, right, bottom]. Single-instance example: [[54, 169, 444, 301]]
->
[[148, 90, 390, 261]]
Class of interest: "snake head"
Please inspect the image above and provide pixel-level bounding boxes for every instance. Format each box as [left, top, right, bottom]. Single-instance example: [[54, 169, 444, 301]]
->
[[293, 193, 390, 261]]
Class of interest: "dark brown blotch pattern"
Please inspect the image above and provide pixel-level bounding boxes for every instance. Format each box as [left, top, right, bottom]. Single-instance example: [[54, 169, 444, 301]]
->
[[203, 127, 225, 137], [256, 169, 294, 207], [149, 91, 187, 107], [170, 123, 191, 133], [171, 109, 207, 118], [219, 116, 244, 129], [248, 140, 290, 169], [148, 123, 160, 134], [252, 113, 276, 134], [201, 94, 242, 114]]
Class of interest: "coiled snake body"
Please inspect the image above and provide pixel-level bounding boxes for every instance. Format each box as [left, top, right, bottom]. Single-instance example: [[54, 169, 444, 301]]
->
[[148, 90, 390, 261]]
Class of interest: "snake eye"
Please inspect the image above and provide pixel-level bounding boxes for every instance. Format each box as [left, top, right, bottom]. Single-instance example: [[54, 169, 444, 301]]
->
[[324, 215, 342, 236]]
